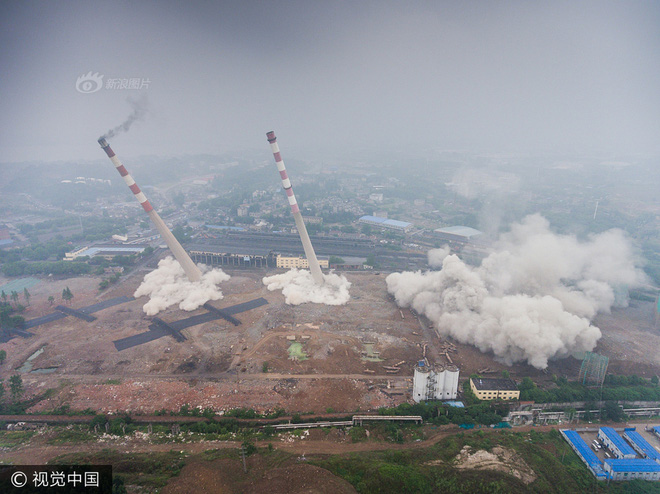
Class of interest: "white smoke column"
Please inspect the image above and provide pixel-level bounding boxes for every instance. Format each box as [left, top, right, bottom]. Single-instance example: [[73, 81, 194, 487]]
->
[[134, 257, 230, 315], [263, 269, 351, 306], [386, 214, 647, 369], [102, 95, 149, 139], [428, 245, 451, 268]]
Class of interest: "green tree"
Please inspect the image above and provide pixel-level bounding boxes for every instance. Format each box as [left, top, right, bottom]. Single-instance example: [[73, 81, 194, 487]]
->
[[0, 350, 5, 365], [0, 380, 4, 402], [62, 287, 73, 304], [10, 291, 19, 306], [9, 374, 23, 401], [23, 288, 30, 306], [501, 370, 510, 379], [48, 295, 55, 306], [0, 291, 6, 303], [652, 375, 659, 386], [329, 256, 345, 265]]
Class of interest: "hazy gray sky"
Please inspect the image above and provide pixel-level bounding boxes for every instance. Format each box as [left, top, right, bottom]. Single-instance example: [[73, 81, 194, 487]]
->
[[1, 0, 659, 162]]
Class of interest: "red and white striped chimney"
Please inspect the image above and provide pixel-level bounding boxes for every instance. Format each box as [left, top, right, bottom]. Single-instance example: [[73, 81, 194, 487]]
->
[[267, 131, 324, 284], [98, 138, 202, 283]]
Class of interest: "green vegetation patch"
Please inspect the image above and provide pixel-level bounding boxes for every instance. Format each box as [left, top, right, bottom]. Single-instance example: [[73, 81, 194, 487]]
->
[[313, 429, 660, 494], [287, 342, 308, 361], [0, 278, 40, 294], [0, 431, 34, 449], [51, 449, 186, 490]]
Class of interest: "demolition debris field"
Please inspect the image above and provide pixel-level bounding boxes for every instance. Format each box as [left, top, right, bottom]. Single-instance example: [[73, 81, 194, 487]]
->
[[1, 268, 659, 415]]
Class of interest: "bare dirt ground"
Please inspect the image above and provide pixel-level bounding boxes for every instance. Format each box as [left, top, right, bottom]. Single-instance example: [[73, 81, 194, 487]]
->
[[451, 444, 537, 484], [1, 266, 658, 417]]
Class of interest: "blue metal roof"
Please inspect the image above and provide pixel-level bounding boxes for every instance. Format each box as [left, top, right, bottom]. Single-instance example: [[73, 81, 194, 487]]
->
[[600, 427, 637, 456], [359, 216, 412, 228], [561, 430, 602, 470], [623, 430, 660, 461], [653, 426, 660, 437], [604, 459, 660, 473]]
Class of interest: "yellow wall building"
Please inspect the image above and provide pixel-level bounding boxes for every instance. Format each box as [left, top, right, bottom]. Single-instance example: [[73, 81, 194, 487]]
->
[[276, 254, 329, 269], [470, 378, 520, 401]]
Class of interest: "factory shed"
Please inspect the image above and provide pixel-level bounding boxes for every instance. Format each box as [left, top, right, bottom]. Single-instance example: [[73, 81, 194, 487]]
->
[[359, 215, 413, 232], [623, 430, 660, 461], [560, 430, 607, 480], [603, 459, 660, 481], [433, 226, 482, 244], [598, 427, 637, 459], [653, 426, 660, 439]]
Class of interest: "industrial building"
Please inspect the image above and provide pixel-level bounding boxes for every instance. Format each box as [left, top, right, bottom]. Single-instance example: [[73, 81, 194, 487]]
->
[[561, 427, 660, 481], [603, 459, 660, 481], [623, 430, 660, 462], [469, 378, 520, 401], [598, 427, 637, 459], [358, 215, 413, 232], [433, 226, 483, 245], [188, 244, 275, 268], [560, 430, 608, 480], [654, 426, 660, 439], [276, 254, 329, 270], [64, 245, 145, 261], [412, 361, 459, 402]]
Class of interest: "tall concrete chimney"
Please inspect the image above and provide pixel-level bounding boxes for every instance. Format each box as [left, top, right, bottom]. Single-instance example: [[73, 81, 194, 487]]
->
[[266, 131, 324, 284], [98, 137, 202, 282]]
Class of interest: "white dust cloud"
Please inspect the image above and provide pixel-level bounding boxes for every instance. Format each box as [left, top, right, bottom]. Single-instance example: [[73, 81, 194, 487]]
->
[[428, 245, 451, 268], [387, 214, 646, 369], [134, 257, 230, 315], [263, 269, 351, 305]]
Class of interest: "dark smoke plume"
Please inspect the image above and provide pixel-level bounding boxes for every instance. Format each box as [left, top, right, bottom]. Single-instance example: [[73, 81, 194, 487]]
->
[[101, 95, 149, 139]]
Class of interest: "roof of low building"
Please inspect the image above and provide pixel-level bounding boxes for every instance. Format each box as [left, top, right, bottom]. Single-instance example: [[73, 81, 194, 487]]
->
[[599, 427, 637, 456], [359, 215, 412, 228], [470, 377, 518, 391], [434, 226, 483, 238], [604, 459, 660, 473]]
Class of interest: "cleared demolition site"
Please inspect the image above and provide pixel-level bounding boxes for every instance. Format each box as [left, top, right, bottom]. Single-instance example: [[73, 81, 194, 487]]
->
[[2, 134, 660, 421]]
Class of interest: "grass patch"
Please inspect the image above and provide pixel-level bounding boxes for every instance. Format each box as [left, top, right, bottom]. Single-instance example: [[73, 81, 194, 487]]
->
[[50, 449, 186, 490], [0, 431, 34, 448], [312, 429, 660, 493], [46, 425, 95, 444]]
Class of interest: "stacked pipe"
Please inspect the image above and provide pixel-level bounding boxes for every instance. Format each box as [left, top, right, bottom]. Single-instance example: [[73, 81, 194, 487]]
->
[[98, 137, 202, 282], [266, 131, 324, 284]]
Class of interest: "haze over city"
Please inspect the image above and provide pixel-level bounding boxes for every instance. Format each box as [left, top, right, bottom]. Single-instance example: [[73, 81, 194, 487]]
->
[[1, 1, 660, 492], [1, 0, 659, 162]]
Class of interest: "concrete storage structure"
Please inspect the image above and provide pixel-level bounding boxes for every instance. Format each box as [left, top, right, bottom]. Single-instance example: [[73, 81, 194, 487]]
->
[[413, 361, 459, 402]]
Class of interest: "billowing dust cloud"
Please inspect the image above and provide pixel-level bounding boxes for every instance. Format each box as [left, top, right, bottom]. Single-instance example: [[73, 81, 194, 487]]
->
[[134, 257, 230, 315], [387, 214, 646, 369], [101, 95, 149, 139], [263, 269, 351, 305]]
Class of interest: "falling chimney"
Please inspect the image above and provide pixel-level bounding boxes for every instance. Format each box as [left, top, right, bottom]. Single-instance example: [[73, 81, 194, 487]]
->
[[266, 131, 324, 284], [98, 137, 202, 282]]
